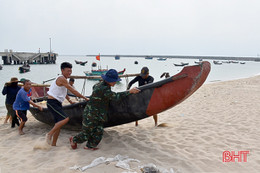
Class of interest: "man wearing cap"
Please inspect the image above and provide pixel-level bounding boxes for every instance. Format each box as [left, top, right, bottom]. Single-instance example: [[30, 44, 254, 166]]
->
[[127, 67, 158, 126], [2, 77, 21, 127], [70, 69, 140, 150]]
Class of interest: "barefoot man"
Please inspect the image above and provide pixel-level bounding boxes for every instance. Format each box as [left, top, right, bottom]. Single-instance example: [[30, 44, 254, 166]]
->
[[46, 62, 89, 146], [13, 79, 43, 135]]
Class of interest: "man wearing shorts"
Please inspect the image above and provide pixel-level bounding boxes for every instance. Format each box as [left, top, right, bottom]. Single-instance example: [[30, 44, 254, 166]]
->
[[46, 62, 89, 146], [13, 80, 43, 135]]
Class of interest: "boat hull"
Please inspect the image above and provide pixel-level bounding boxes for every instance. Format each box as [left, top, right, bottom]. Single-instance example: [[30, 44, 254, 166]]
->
[[30, 61, 211, 128]]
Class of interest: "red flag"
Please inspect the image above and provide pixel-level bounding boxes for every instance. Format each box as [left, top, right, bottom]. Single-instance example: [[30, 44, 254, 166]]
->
[[96, 54, 100, 61]]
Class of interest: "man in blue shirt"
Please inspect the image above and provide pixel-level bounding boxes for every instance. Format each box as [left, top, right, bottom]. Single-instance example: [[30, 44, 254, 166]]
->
[[13, 79, 43, 135], [2, 77, 21, 127]]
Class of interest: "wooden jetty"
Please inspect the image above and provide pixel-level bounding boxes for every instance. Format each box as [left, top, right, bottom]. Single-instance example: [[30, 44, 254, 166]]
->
[[0, 50, 58, 65]]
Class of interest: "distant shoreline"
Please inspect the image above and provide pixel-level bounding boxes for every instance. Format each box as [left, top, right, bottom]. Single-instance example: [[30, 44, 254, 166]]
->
[[84, 55, 260, 62]]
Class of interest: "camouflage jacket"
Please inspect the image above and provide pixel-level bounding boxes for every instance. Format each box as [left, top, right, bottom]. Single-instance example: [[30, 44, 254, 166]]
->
[[84, 81, 130, 123]]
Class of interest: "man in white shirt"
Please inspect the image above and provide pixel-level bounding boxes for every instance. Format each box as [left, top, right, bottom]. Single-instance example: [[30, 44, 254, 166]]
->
[[46, 62, 89, 146]]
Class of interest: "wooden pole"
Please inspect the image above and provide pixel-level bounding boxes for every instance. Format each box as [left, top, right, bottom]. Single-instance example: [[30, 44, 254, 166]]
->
[[15, 73, 139, 86], [70, 73, 139, 80], [18, 83, 50, 87]]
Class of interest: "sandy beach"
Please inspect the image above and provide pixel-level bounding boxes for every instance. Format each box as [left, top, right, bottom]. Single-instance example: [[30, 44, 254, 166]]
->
[[0, 75, 260, 173]]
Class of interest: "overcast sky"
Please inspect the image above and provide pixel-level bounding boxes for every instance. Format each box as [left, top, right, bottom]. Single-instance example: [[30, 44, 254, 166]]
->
[[0, 0, 259, 56]]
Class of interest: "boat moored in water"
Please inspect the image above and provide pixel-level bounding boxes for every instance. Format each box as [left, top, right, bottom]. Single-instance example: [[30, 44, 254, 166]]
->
[[157, 58, 167, 61], [75, 60, 88, 66], [145, 56, 153, 60], [174, 62, 189, 66], [19, 64, 30, 73], [115, 55, 120, 60], [84, 68, 126, 80]]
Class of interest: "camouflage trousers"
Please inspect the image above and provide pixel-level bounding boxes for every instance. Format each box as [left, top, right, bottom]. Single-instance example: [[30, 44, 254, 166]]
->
[[72, 116, 104, 148]]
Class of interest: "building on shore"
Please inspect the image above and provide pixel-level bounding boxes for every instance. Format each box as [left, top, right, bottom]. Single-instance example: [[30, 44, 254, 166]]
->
[[0, 49, 58, 65]]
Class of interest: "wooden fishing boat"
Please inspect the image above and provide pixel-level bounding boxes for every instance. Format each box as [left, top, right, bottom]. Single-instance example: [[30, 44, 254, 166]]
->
[[75, 60, 80, 64], [194, 59, 203, 64], [145, 56, 153, 59], [91, 62, 97, 67], [157, 58, 167, 61], [84, 68, 126, 80], [75, 60, 88, 66], [194, 61, 202, 64], [213, 60, 222, 65], [222, 60, 231, 63], [174, 62, 189, 66], [30, 61, 211, 128], [19, 64, 30, 73]]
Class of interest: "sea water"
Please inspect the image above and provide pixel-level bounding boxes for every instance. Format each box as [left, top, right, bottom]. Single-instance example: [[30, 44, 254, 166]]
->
[[0, 55, 259, 116]]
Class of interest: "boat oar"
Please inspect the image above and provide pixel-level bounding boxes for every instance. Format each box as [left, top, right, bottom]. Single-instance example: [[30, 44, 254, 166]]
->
[[137, 74, 187, 91]]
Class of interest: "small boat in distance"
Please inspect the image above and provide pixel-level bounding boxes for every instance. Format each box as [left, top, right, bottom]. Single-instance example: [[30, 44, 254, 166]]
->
[[231, 60, 239, 63], [240, 62, 246, 64], [115, 55, 120, 60], [194, 61, 202, 64], [145, 56, 153, 59], [157, 58, 167, 61], [174, 62, 189, 66], [75, 60, 88, 66], [134, 61, 138, 64], [213, 60, 222, 65], [91, 62, 97, 67], [195, 58, 203, 64], [19, 64, 30, 73], [222, 60, 231, 63]]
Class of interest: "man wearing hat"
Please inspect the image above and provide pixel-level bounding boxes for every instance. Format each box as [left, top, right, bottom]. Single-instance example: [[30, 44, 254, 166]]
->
[[70, 69, 140, 150], [2, 77, 21, 127], [127, 67, 158, 126]]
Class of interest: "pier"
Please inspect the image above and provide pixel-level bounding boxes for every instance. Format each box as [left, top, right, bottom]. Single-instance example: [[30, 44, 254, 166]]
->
[[0, 50, 58, 65]]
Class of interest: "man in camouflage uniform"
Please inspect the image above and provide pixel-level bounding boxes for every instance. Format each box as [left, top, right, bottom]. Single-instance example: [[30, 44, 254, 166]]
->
[[70, 69, 140, 150]]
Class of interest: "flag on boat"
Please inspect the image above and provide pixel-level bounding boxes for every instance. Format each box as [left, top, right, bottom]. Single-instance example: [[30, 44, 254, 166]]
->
[[96, 54, 100, 61]]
